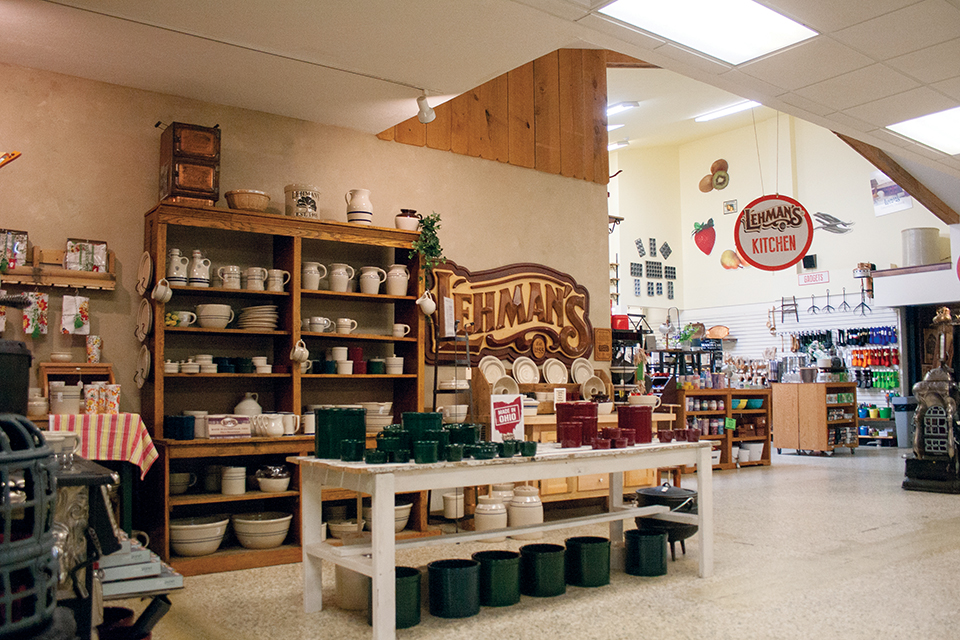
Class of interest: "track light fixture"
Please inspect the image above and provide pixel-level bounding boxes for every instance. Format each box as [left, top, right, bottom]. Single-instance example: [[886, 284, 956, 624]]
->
[[417, 94, 436, 124]]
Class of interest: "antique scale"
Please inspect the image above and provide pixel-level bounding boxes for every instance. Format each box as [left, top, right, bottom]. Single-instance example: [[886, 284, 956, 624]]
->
[[904, 307, 960, 493]]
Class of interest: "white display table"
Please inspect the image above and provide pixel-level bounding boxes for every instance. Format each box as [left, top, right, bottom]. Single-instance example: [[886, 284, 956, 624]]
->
[[292, 440, 713, 640]]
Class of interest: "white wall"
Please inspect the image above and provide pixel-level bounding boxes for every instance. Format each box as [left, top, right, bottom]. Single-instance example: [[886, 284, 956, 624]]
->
[[0, 63, 609, 412]]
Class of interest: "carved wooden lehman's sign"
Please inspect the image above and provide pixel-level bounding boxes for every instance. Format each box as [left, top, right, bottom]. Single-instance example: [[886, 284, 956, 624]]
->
[[429, 261, 593, 365]]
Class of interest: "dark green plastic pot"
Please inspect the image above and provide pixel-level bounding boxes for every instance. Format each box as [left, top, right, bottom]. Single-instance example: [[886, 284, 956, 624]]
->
[[472, 550, 521, 607], [625, 529, 668, 577], [519, 543, 566, 597], [564, 536, 610, 587], [367, 566, 421, 629], [428, 559, 480, 618]]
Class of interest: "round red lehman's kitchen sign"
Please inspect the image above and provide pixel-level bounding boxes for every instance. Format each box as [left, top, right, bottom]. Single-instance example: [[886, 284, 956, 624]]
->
[[735, 194, 813, 271]]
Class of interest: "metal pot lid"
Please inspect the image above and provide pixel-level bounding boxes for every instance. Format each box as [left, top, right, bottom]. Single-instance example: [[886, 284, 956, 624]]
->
[[636, 483, 697, 500]]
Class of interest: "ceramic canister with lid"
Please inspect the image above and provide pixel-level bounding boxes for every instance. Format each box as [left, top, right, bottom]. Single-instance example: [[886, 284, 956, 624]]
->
[[508, 485, 543, 540], [475, 496, 508, 542], [285, 184, 320, 219], [491, 483, 515, 504]]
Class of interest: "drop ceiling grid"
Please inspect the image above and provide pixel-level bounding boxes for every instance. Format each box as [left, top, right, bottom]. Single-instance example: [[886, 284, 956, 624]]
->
[[843, 86, 959, 127], [759, 0, 923, 33], [736, 37, 875, 92], [793, 64, 921, 111], [829, 0, 960, 61], [885, 37, 960, 84]]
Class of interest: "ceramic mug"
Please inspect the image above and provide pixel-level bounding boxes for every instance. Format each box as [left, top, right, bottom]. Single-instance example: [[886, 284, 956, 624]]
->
[[244, 267, 268, 291], [336, 318, 358, 334], [218, 265, 242, 289], [152, 278, 173, 303], [280, 413, 300, 435], [301, 412, 316, 435], [266, 269, 291, 292], [169, 472, 197, 495], [299, 360, 313, 373], [290, 339, 310, 363], [309, 316, 332, 333], [392, 323, 411, 338]]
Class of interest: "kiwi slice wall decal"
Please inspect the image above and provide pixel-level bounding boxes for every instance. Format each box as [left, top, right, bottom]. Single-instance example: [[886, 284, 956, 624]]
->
[[698, 174, 714, 192], [712, 170, 729, 190]]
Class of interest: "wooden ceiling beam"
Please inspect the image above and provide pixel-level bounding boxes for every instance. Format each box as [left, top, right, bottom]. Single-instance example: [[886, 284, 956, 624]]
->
[[836, 132, 959, 225], [605, 51, 658, 68]]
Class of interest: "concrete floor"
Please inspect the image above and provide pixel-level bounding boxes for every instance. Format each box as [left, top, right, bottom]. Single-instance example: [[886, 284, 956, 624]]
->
[[117, 447, 960, 639]]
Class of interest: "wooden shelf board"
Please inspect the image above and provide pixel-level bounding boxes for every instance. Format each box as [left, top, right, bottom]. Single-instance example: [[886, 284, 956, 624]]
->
[[165, 373, 291, 378], [169, 286, 289, 297], [323, 528, 443, 547], [169, 544, 303, 577], [301, 290, 416, 302], [737, 460, 770, 467], [2, 265, 116, 290], [731, 408, 767, 414], [301, 332, 416, 342], [170, 490, 299, 506], [733, 436, 769, 442], [302, 374, 417, 379], [828, 418, 856, 424], [164, 327, 291, 336]]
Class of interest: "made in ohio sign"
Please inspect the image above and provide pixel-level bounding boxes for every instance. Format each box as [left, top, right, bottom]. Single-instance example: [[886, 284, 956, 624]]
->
[[734, 194, 813, 271]]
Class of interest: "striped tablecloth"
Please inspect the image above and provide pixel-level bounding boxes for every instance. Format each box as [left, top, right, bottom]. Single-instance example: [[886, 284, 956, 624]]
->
[[49, 413, 158, 479]]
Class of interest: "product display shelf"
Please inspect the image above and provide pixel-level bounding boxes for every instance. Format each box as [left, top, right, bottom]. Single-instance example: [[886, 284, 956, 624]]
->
[[140, 202, 426, 575], [676, 388, 772, 470], [772, 382, 859, 455]]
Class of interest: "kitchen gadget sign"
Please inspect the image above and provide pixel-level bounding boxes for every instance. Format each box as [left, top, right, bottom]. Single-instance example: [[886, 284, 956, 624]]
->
[[735, 195, 813, 271]]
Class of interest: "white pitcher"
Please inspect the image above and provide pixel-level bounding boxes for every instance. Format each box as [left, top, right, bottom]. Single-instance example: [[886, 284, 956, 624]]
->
[[301, 262, 327, 290], [345, 189, 373, 213], [234, 392, 262, 416], [329, 263, 355, 293], [188, 250, 211, 287], [385, 264, 410, 296], [166, 248, 189, 284], [358, 266, 386, 295]]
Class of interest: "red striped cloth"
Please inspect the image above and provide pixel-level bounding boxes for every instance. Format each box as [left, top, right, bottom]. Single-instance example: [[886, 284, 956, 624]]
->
[[49, 413, 158, 479]]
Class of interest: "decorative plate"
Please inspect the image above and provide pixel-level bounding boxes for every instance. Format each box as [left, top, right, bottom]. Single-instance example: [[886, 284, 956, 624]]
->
[[492, 375, 520, 396], [580, 375, 606, 402], [135, 345, 151, 389], [511, 356, 540, 384], [542, 358, 568, 385], [479, 356, 506, 384], [136, 251, 153, 296], [135, 298, 152, 342], [706, 325, 729, 339], [571, 358, 594, 385]]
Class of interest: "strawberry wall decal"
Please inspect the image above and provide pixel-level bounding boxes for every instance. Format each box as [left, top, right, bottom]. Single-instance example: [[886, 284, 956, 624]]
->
[[692, 218, 716, 255]]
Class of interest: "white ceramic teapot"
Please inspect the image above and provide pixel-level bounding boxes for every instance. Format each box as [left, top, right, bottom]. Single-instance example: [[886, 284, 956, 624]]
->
[[188, 250, 211, 287], [166, 248, 189, 284], [235, 392, 262, 416], [385, 264, 410, 296]]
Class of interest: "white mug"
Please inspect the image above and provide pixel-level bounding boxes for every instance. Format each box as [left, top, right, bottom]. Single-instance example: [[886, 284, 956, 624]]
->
[[301, 413, 316, 435], [173, 311, 197, 327], [299, 360, 313, 373], [183, 410, 208, 438], [290, 339, 309, 363], [169, 472, 197, 495], [266, 269, 291, 292], [280, 413, 300, 435], [309, 316, 332, 333], [152, 278, 173, 303], [392, 323, 411, 338], [416, 291, 436, 315], [336, 318, 358, 334], [244, 267, 268, 291]]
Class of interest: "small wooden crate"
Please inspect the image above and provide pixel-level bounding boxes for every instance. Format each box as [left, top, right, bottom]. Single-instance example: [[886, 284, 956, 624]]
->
[[159, 122, 221, 205]]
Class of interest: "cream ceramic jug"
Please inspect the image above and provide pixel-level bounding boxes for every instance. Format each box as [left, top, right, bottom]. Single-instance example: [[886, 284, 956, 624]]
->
[[301, 262, 327, 290], [385, 264, 410, 296], [234, 392, 262, 416], [329, 263, 355, 293], [358, 266, 387, 295], [345, 189, 373, 213], [166, 248, 189, 283], [188, 250, 211, 286]]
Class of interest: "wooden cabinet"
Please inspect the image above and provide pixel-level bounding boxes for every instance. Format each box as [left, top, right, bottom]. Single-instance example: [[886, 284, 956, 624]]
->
[[676, 388, 772, 470], [772, 382, 858, 454], [139, 202, 426, 575]]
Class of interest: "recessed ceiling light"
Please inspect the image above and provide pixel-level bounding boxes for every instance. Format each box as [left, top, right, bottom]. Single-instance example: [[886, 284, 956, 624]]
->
[[695, 101, 762, 122], [887, 106, 960, 156], [607, 101, 640, 117], [598, 0, 817, 66], [608, 139, 630, 151], [608, 123, 625, 132]]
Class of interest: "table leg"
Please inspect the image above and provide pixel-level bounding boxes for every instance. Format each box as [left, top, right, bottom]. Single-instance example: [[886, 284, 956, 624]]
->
[[120, 462, 133, 535], [608, 470, 625, 569], [302, 471, 324, 613], [695, 445, 714, 578], [370, 473, 396, 640]]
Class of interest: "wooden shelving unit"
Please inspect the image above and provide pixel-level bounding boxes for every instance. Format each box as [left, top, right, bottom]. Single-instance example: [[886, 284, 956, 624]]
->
[[676, 388, 772, 470], [772, 382, 859, 454], [138, 202, 429, 575]]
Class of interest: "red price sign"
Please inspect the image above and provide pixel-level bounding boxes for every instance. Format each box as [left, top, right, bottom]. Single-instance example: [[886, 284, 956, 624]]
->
[[735, 195, 813, 271]]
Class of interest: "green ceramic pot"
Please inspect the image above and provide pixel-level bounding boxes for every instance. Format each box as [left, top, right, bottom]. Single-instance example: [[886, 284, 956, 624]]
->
[[428, 559, 480, 618], [367, 566, 421, 629], [520, 440, 538, 457], [564, 536, 610, 587], [414, 440, 438, 464], [519, 543, 566, 597], [402, 412, 443, 442], [624, 529, 667, 577], [472, 550, 520, 607]]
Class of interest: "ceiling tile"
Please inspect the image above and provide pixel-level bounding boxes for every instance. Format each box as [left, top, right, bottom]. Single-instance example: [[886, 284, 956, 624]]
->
[[844, 86, 958, 126], [867, 127, 917, 148], [832, 0, 960, 60], [887, 38, 960, 83], [905, 141, 954, 160], [794, 64, 919, 111], [650, 42, 731, 75], [825, 111, 876, 133], [775, 92, 836, 116], [737, 37, 873, 91], [933, 77, 960, 100], [717, 69, 784, 99], [761, 0, 924, 32]]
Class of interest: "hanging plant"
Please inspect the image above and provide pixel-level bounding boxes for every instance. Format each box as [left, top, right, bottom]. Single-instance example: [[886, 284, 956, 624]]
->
[[409, 212, 446, 281]]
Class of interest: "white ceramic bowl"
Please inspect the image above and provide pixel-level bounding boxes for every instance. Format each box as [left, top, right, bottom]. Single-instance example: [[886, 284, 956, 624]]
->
[[327, 520, 365, 539], [232, 512, 292, 549], [50, 352, 73, 363], [225, 189, 270, 212], [169, 515, 229, 556], [198, 315, 232, 329], [359, 401, 393, 415], [597, 402, 614, 415], [257, 476, 291, 493], [361, 503, 413, 533]]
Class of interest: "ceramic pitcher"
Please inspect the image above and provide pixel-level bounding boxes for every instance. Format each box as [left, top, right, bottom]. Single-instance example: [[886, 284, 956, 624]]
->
[[329, 263, 355, 293], [301, 262, 327, 290], [188, 250, 211, 286], [166, 248, 189, 284], [359, 266, 387, 294], [385, 264, 410, 296], [345, 189, 373, 213]]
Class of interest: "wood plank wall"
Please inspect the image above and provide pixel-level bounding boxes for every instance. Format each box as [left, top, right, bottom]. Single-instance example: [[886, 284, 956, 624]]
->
[[378, 49, 609, 185]]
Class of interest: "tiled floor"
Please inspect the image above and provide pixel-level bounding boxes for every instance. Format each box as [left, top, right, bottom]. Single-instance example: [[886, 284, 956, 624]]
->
[[117, 447, 960, 639]]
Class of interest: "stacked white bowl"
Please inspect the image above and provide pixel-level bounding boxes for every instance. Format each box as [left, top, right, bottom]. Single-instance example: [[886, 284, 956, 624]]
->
[[169, 515, 230, 556], [360, 401, 394, 432], [361, 503, 413, 532], [196, 303, 234, 329], [232, 512, 292, 549]]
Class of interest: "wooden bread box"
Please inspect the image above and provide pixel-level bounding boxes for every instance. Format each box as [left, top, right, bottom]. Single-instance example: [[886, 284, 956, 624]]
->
[[159, 122, 221, 205]]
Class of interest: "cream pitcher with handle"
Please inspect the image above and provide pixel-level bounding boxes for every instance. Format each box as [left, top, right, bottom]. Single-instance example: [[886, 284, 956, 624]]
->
[[188, 250, 211, 287], [345, 189, 373, 213], [166, 248, 189, 285], [385, 264, 410, 296], [328, 263, 355, 293]]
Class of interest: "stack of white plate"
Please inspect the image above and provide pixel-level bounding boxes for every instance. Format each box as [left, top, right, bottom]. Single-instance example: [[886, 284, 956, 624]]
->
[[438, 379, 470, 390], [511, 357, 540, 384], [237, 305, 278, 330]]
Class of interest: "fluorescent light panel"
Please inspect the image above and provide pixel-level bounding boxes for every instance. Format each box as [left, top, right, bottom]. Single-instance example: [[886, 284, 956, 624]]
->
[[607, 101, 640, 116], [608, 139, 630, 151], [695, 100, 761, 122], [598, 0, 817, 66], [887, 106, 960, 156]]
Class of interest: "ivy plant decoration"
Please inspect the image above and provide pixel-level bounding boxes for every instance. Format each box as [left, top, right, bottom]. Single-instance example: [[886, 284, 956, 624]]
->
[[409, 212, 446, 282]]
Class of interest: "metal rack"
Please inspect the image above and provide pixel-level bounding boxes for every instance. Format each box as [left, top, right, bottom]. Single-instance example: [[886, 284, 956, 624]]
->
[[431, 321, 473, 422]]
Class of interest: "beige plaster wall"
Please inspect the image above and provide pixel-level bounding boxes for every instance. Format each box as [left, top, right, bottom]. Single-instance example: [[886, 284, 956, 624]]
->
[[0, 63, 608, 413]]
